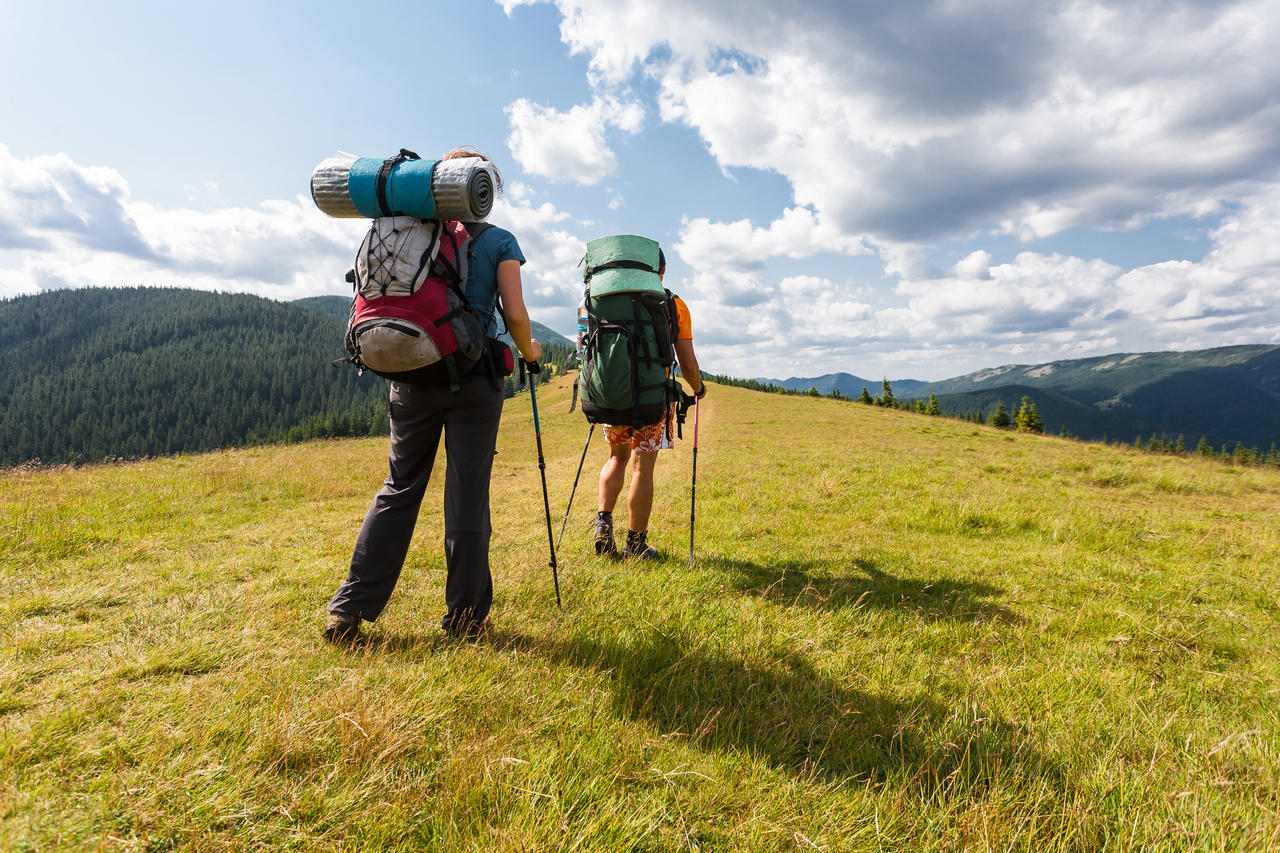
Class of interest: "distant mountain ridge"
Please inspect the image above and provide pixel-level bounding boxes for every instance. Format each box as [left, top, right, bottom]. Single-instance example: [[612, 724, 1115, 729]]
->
[[913, 345, 1280, 448], [760, 372, 928, 396], [910, 346, 1279, 402], [758, 345, 1280, 449]]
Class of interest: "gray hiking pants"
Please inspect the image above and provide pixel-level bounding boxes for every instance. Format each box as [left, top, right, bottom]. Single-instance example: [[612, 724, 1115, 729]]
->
[[327, 372, 504, 632]]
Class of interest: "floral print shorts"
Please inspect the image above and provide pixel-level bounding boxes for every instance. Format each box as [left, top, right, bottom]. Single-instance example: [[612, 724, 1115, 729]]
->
[[604, 409, 672, 453]]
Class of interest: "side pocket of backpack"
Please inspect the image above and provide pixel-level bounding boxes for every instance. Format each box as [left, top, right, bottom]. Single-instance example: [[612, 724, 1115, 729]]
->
[[487, 337, 515, 376]]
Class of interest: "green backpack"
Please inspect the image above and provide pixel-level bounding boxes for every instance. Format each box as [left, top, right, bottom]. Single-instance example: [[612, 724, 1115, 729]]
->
[[578, 235, 680, 428]]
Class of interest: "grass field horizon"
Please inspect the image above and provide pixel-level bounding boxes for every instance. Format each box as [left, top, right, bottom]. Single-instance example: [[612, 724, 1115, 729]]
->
[[2, 377, 1278, 850]]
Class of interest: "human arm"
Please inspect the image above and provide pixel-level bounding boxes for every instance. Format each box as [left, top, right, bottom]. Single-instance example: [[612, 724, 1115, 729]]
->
[[496, 258, 542, 364], [674, 338, 703, 397]]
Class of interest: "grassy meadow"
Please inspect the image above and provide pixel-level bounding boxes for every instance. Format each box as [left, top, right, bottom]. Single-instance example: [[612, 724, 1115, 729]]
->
[[1, 376, 1278, 850]]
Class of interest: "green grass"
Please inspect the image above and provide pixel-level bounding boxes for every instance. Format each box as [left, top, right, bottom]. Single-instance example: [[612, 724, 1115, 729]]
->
[[2, 379, 1278, 851]]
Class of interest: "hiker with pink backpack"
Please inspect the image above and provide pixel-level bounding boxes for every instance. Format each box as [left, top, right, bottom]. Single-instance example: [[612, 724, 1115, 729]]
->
[[311, 147, 541, 642]]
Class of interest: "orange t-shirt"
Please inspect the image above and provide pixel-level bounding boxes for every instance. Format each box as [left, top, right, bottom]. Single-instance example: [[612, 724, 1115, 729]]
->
[[672, 295, 692, 340], [668, 295, 693, 389]]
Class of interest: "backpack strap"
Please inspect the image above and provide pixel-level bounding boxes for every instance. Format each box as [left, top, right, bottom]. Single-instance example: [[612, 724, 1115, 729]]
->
[[444, 352, 463, 393], [664, 290, 683, 433], [630, 298, 644, 412], [375, 149, 420, 216], [431, 226, 468, 301], [423, 226, 475, 332], [664, 290, 681, 352], [674, 391, 695, 440], [583, 259, 660, 284], [464, 221, 494, 241], [406, 219, 444, 295]]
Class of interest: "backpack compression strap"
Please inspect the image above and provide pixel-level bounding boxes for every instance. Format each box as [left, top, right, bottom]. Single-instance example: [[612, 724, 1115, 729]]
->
[[402, 219, 443, 297], [583, 259, 659, 284], [430, 227, 468, 307], [375, 149, 421, 217]]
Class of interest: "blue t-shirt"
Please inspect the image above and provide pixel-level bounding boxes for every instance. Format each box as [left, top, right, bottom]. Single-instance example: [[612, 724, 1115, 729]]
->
[[465, 225, 525, 337]]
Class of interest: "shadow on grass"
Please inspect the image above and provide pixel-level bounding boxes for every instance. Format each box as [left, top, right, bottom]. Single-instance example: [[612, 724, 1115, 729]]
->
[[359, 626, 500, 654], [494, 626, 1059, 794], [359, 632, 452, 654], [711, 556, 1021, 624]]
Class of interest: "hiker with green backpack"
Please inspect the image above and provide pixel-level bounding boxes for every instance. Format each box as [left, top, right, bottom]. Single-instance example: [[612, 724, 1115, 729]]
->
[[577, 237, 705, 560]]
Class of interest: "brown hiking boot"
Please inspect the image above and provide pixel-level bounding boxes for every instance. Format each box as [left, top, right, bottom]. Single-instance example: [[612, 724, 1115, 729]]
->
[[623, 530, 660, 561], [449, 617, 493, 642], [593, 512, 618, 556], [323, 611, 361, 644]]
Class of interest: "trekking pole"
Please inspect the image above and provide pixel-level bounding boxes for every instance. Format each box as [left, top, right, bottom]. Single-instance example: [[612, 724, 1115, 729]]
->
[[556, 423, 595, 553], [689, 395, 701, 568], [521, 359, 562, 608]]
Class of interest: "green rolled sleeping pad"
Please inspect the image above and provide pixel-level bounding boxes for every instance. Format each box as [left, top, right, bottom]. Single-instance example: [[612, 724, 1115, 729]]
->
[[583, 234, 665, 297]]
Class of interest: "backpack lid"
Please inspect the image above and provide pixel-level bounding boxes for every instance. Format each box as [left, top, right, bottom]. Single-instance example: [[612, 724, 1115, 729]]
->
[[584, 234, 665, 297]]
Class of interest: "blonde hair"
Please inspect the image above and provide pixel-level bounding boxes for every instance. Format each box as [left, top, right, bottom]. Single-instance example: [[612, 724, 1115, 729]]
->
[[443, 146, 503, 195]]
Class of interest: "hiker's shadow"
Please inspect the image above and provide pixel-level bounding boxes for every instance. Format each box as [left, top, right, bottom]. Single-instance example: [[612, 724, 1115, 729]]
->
[[712, 556, 1022, 624], [361, 632, 450, 654], [498, 627, 1056, 787]]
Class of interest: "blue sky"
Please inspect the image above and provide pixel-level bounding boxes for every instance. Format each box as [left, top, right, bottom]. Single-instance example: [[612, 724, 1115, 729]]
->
[[2, 0, 1278, 380]]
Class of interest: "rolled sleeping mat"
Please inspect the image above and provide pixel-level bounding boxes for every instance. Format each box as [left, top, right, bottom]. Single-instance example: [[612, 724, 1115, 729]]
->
[[583, 234, 665, 297], [430, 157, 497, 223], [310, 157, 360, 218], [310, 154, 496, 221]]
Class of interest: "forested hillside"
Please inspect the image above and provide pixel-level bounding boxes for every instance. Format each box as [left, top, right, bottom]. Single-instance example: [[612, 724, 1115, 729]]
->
[[1, 288, 575, 467], [1, 288, 388, 466]]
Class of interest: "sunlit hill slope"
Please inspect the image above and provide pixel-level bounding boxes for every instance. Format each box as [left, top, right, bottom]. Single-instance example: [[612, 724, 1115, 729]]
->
[[3, 378, 1278, 850]]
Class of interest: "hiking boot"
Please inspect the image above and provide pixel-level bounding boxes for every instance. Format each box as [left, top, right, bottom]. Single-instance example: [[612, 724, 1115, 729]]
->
[[623, 530, 660, 561], [322, 611, 361, 644], [593, 512, 617, 556], [447, 617, 493, 642]]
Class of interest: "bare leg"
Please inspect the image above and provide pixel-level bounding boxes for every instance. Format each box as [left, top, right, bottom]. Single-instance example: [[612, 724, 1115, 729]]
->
[[599, 443, 630, 512], [626, 450, 658, 533]]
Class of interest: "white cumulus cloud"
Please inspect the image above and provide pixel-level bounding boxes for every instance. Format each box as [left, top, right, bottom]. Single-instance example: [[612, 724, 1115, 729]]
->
[[512, 0, 1280, 257], [0, 145, 590, 335], [505, 96, 644, 185], [671, 183, 1280, 378], [505, 0, 1280, 377]]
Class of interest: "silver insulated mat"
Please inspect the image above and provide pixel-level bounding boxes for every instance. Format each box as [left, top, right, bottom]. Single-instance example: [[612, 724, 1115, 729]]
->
[[310, 156, 360, 218], [431, 157, 495, 221]]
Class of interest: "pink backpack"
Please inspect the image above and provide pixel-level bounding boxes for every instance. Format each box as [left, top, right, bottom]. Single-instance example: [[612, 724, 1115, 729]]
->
[[343, 217, 486, 390]]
